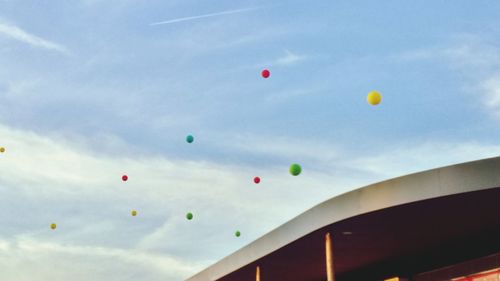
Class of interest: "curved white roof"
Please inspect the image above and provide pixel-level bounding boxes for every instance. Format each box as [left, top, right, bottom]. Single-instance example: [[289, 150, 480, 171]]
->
[[186, 156, 500, 281]]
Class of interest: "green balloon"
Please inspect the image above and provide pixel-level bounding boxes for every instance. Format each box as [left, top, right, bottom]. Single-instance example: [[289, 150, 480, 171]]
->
[[186, 135, 194, 143], [289, 163, 302, 176], [235, 231, 241, 237], [186, 212, 193, 220]]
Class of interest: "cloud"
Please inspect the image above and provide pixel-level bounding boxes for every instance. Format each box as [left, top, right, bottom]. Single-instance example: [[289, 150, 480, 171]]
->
[[392, 34, 500, 69], [255, 49, 308, 69], [207, 133, 339, 164], [442, 38, 500, 119], [480, 76, 500, 113], [1, 121, 499, 280], [275, 49, 307, 66], [0, 236, 201, 281], [207, 131, 500, 180], [150, 7, 260, 26], [345, 141, 500, 179], [0, 21, 69, 54], [391, 47, 439, 62], [392, 34, 500, 119], [0, 123, 356, 280]]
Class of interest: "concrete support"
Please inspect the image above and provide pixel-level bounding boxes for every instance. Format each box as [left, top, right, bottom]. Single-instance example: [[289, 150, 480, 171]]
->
[[326, 232, 335, 281]]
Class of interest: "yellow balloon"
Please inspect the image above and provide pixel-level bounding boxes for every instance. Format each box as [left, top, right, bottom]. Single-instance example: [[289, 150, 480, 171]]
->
[[367, 91, 382, 105], [131, 210, 137, 216], [0, 147, 5, 153], [50, 223, 57, 230]]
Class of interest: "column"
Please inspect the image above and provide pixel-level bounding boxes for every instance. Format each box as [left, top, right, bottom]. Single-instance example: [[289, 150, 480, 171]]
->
[[326, 232, 335, 281]]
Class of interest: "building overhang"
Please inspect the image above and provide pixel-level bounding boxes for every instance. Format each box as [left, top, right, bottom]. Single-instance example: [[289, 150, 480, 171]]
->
[[186, 157, 500, 281]]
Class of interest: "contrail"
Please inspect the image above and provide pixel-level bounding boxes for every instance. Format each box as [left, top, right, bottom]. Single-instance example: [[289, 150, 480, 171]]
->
[[150, 7, 259, 26], [0, 22, 69, 55]]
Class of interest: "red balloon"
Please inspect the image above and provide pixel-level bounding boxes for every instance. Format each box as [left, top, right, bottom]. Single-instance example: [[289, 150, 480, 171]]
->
[[122, 175, 128, 182], [261, 69, 270, 78], [254, 177, 261, 184]]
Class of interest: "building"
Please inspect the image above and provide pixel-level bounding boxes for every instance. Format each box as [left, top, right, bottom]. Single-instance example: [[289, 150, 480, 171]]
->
[[186, 157, 500, 281]]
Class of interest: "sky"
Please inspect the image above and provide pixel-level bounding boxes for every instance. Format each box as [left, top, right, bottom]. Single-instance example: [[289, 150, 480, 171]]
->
[[1, 1, 500, 280]]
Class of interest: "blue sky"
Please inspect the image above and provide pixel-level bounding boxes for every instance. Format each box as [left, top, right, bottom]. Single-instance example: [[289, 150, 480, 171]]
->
[[1, 1, 500, 280]]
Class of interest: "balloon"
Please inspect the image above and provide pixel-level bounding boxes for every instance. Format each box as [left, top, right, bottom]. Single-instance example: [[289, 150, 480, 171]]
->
[[131, 210, 137, 216], [253, 177, 261, 184], [261, 69, 270, 78], [122, 175, 128, 182], [186, 135, 194, 144], [50, 223, 57, 230], [186, 212, 193, 220], [0, 147, 5, 153], [235, 230, 241, 237], [367, 91, 382, 105], [289, 163, 302, 176]]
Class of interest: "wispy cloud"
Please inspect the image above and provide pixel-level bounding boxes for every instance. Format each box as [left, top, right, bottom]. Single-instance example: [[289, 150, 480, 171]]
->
[[252, 49, 309, 72], [150, 7, 260, 26], [207, 131, 500, 180], [0, 120, 499, 280], [0, 236, 201, 281], [0, 123, 353, 280], [345, 141, 500, 179], [0, 21, 69, 54], [275, 49, 307, 66], [392, 35, 500, 119], [480, 76, 500, 115], [442, 37, 500, 119]]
